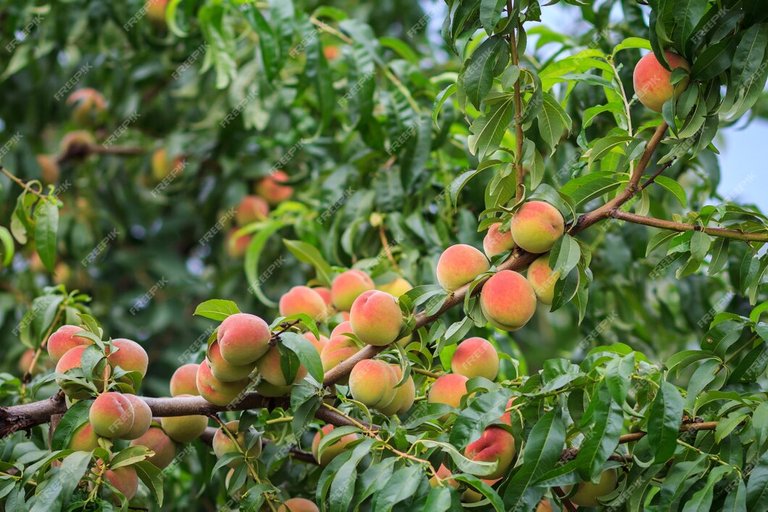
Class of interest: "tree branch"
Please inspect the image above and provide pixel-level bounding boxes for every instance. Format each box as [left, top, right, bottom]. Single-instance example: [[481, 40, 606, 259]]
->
[[507, 0, 526, 202], [612, 211, 768, 242]]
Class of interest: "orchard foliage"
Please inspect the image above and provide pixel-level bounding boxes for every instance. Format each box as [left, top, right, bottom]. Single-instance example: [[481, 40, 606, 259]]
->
[[1, 0, 768, 511]]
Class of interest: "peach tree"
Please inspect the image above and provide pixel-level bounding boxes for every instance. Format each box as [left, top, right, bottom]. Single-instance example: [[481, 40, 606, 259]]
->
[[1, 0, 768, 511]]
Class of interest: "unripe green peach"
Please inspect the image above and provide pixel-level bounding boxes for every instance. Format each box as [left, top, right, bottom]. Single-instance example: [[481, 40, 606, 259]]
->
[[483, 223, 515, 258], [350, 290, 403, 346], [279, 286, 328, 321], [311, 424, 357, 466], [217, 313, 272, 365], [278, 497, 320, 512], [47, 325, 89, 363], [331, 269, 375, 311], [256, 346, 308, 387], [108, 338, 149, 378], [349, 359, 397, 409], [170, 363, 200, 396], [527, 255, 560, 306], [378, 365, 415, 415], [569, 468, 618, 507], [464, 426, 516, 479], [36, 154, 60, 185], [436, 244, 490, 291], [428, 374, 468, 408], [377, 277, 413, 297], [212, 420, 261, 466], [480, 270, 537, 331], [124, 395, 152, 440], [69, 422, 100, 451], [208, 341, 256, 382], [196, 359, 249, 406], [131, 426, 176, 469], [451, 337, 499, 381], [104, 466, 139, 500], [89, 392, 135, 439], [509, 201, 564, 254], [255, 170, 293, 205], [160, 395, 208, 443], [633, 51, 690, 112], [235, 195, 270, 225]]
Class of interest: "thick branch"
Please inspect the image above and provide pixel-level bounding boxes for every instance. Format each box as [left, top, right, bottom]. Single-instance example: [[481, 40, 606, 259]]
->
[[612, 211, 768, 242]]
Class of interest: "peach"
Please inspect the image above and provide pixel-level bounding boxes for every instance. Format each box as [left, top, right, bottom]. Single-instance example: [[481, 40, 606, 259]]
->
[[633, 51, 690, 112], [436, 244, 490, 291], [509, 201, 564, 254], [451, 337, 499, 380], [18, 349, 44, 376], [464, 427, 516, 479], [429, 464, 458, 488], [89, 392, 135, 439], [279, 286, 328, 321], [36, 154, 60, 184], [377, 277, 413, 297], [170, 363, 200, 396], [69, 423, 100, 451], [55, 345, 104, 399], [66, 88, 106, 126], [483, 222, 515, 258], [256, 346, 308, 387], [217, 313, 272, 365], [108, 338, 149, 378], [569, 468, 618, 507], [312, 287, 332, 308], [320, 335, 360, 376], [146, 0, 168, 26], [331, 270, 375, 311], [209, 341, 256, 382], [480, 270, 537, 330], [311, 424, 357, 466], [160, 396, 208, 443], [378, 365, 415, 415], [348, 359, 397, 409], [212, 420, 261, 464], [104, 466, 139, 500], [428, 374, 468, 408], [196, 359, 249, 406], [324, 45, 340, 60], [235, 195, 269, 225], [500, 398, 515, 426], [350, 290, 403, 346], [527, 255, 560, 306], [330, 321, 353, 338], [278, 498, 319, 512], [130, 426, 176, 468], [47, 325, 89, 363], [226, 229, 251, 258], [256, 170, 293, 205], [124, 395, 152, 440], [303, 332, 328, 354]]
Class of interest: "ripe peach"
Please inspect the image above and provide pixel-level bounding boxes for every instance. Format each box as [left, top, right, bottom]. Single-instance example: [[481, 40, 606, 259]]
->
[[151, 148, 184, 181], [47, 325, 89, 363], [378, 365, 415, 415], [331, 270, 375, 311], [429, 464, 458, 488], [235, 195, 270, 225], [480, 270, 537, 331], [348, 359, 397, 409], [217, 313, 272, 365], [130, 426, 176, 469], [323, 45, 340, 60], [226, 229, 251, 258], [18, 349, 44, 376], [208, 341, 256, 382], [320, 335, 360, 377], [159, 396, 208, 443], [350, 290, 403, 346], [428, 374, 468, 408], [66, 88, 106, 126], [108, 338, 149, 378], [312, 287, 332, 308], [569, 468, 618, 507], [279, 286, 328, 321], [89, 392, 135, 439], [212, 420, 261, 465], [69, 423, 100, 451], [483, 222, 515, 258], [527, 255, 560, 306], [633, 51, 691, 112], [464, 427, 516, 479], [196, 360, 249, 406], [509, 201, 564, 254], [303, 332, 328, 354], [278, 498, 320, 512], [36, 154, 60, 184], [124, 395, 152, 440], [330, 321, 353, 338], [436, 244, 490, 291], [256, 346, 308, 387], [451, 337, 499, 380], [146, 0, 168, 26], [55, 345, 104, 399], [377, 277, 413, 297], [256, 170, 293, 205], [170, 363, 200, 396], [104, 466, 139, 500], [311, 424, 357, 466]]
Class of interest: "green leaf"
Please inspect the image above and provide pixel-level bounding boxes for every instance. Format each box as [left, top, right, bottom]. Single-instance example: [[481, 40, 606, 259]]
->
[[135, 460, 164, 506], [0, 226, 13, 267], [111, 445, 152, 469], [647, 380, 684, 463], [715, 413, 747, 443], [284, 239, 333, 286], [280, 332, 324, 382], [193, 299, 240, 321], [537, 93, 572, 155], [462, 36, 508, 109], [747, 453, 768, 511], [612, 37, 651, 56], [682, 465, 734, 512], [34, 200, 59, 271], [244, 221, 286, 308], [415, 439, 497, 477], [454, 474, 504, 511], [559, 172, 622, 207], [371, 464, 424, 512], [50, 400, 91, 451], [29, 451, 91, 512], [549, 234, 581, 277], [654, 176, 688, 207], [588, 135, 633, 170], [480, 0, 507, 33], [468, 96, 515, 158]]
